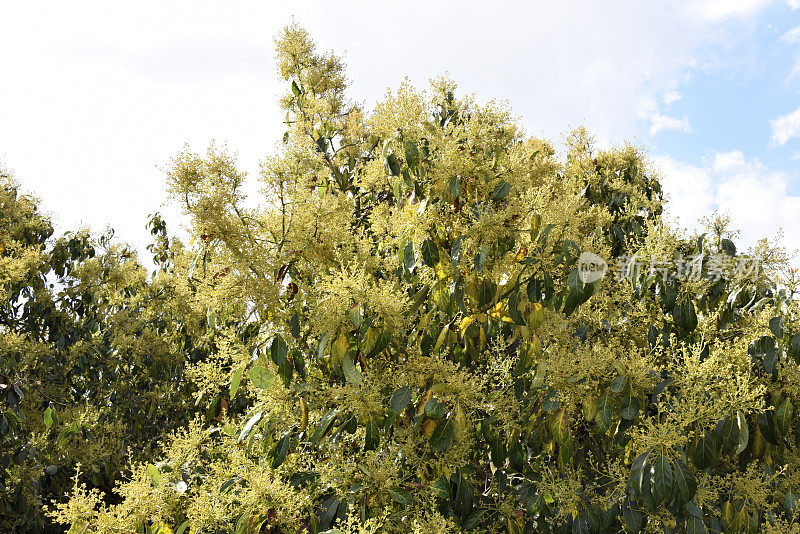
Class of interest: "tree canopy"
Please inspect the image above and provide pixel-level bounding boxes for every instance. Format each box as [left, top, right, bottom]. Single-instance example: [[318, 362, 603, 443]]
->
[[2, 24, 799, 534]]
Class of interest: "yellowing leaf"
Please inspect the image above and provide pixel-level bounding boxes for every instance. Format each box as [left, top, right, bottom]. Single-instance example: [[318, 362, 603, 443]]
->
[[361, 326, 377, 355], [332, 333, 348, 365], [299, 398, 308, 431], [422, 417, 438, 437], [434, 261, 450, 281], [434, 325, 450, 352], [459, 316, 474, 337], [529, 303, 544, 330]]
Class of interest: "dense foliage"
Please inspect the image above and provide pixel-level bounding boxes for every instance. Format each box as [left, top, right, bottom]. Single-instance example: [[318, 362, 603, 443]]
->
[[3, 25, 800, 534]]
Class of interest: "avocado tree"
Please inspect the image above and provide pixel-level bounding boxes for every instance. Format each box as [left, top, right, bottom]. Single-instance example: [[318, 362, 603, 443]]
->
[[53, 25, 800, 534], [0, 169, 264, 532]]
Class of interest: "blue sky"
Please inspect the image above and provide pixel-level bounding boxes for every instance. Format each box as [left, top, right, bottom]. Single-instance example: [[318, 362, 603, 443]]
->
[[655, 7, 798, 172], [0, 0, 798, 258]]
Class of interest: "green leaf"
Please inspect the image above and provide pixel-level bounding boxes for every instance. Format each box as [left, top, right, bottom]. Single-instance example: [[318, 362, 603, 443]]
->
[[758, 411, 779, 445], [293, 349, 306, 379], [693, 432, 716, 469], [249, 366, 275, 390], [365, 419, 380, 451], [175, 520, 192, 534], [386, 153, 401, 176], [571, 516, 588, 534], [568, 268, 582, 293], [474, 245, 488, 273], [43, 406, 54, 428], [791, 334, 800, 363], [449, 175, 460, 197], [621, 500, 643, 533], [715, 413, 738, 453], [430, 419, 454, 452], [596, 396, 614, 430], [527, 277, 541, 303], [674, 300, 698, 333], [735, 410, 749, 455], [56, 427, 71, 448], [238, 411, 263, 442], [651, 454, 674, 505], [539, 223, 554, 245], [271, 335, 288, 366], [271, 434, 291, 468], [278, 360, 294, 389], [491, 180, 511, 201], [317, 331, 331, 361], [776, 398, 794, 436], [611, 375, 628, 393], [342, 352, 363, 387], [673, 460, 697, 505], [686, 513, 706, 534], [365, 328, 391, 358], [720, 238, 736, 257], [507, 291, 526, 325], [291, 80, 301, 96], [628, 452, 650, 496], [685, 500, 703, 518], [451, 236, 463, 269], [230, 366, 245, 398], [477, 278, 497, 308], [403, 241, 416, 272], [769, 316, 784, 338], [404, 140, 419, 169], [764, 346, 778, 375], [463, 509, 486, 529], [311, 408, 338, 445], [389, 487, 413, 506], [390, 386, 412, 413], [421, 239, 440, 268], [784, 490, 798, 517], [424, 398, 446, 420], [620, 396, 640, 420]]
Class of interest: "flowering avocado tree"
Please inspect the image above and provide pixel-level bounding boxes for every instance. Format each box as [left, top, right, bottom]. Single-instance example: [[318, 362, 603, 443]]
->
[[54, 25, 800, 534]]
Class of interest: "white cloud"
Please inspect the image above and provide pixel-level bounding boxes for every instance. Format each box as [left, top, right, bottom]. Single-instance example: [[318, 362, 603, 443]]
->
[[770, 106, 800, 145], [783, 25, 800, 44], [638, 96, 691, 136], [0, 0, 786, 253], [653, 155, 715, 226], [786, 0, 800, 8], [657, 151, 800, 255], [649, 113, 692, 136], [691, 0, 774, 21], [663, 90, 683, 105], [781, 25, 800, 78]]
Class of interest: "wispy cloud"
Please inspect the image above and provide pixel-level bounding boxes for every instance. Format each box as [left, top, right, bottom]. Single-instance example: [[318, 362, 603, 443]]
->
[[770, 106, 800, 145], [663, 90, 683, 105], [649, 113, 692, 136], [781, 24, 800, 78], [639, 96, 692, 136], [783, 24, 800, 44]]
